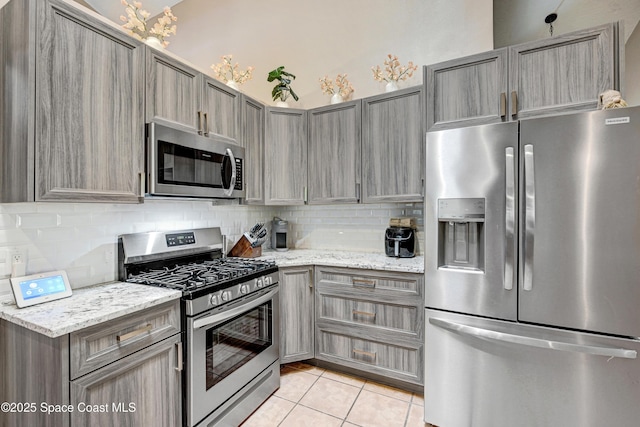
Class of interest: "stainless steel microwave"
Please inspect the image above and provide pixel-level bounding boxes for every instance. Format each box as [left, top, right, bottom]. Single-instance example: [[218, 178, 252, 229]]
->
[[146, 122, 245, 199]]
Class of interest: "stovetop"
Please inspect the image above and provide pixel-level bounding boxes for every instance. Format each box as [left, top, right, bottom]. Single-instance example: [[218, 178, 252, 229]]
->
[[125, 258, 277, 296]]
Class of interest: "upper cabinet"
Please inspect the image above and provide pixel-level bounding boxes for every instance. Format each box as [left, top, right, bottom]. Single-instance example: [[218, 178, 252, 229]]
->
[[242, 94, 265, 204], [1, 0, 146, 203], [426, 22, 622, 131], [307, 100, 362, 204], [362, 86, 425, 203], [146, 49, 240, 144], [264, 107, 308, 205]]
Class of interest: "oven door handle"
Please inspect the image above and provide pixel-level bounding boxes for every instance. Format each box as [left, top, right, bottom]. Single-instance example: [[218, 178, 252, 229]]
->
[[193, 287, 278, 330]]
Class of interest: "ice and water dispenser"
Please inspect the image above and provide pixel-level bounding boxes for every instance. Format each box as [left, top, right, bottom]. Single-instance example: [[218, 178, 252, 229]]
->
[[437, 198, 485, 272]]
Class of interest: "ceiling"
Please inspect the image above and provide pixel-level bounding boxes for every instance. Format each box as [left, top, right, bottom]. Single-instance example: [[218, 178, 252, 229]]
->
[[83, 0, 183, 22]]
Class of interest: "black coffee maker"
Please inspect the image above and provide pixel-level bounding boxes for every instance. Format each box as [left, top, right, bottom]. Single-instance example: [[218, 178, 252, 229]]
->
[[385, 226, 416, 258]]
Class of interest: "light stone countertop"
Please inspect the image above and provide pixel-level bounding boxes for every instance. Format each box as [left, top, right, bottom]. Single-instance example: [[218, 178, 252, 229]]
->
[[260, 249, 425, 274], [0, 282, 181, 338], [0, 250, 423, 338]]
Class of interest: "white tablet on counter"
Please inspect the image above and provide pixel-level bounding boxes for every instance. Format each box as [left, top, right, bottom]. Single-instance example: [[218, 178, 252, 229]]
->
[[10, 270, 73, 308]]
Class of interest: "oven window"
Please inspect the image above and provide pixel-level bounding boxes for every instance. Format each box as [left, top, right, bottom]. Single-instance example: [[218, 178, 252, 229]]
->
[[205, 300, 272, 390], [158, 140, 225, 188]]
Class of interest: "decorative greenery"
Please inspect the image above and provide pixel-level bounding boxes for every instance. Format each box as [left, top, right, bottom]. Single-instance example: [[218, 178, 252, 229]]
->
[[211, 55, 254, 85], [267, 66, 299, 103], [372, 54, 418, 83], [319, 74, 354, 99], [120, 0, 177, 47]]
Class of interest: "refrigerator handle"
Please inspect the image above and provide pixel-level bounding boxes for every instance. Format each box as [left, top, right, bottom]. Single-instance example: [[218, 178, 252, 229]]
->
[[430, 317, 638, 359], [523, 144, 536, 291], [504, 147, 515, 291]]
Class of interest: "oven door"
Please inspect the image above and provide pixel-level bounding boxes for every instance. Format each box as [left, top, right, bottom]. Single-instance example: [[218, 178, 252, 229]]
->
[[186, 285, 279, 427], [147, 122, 244, 199]]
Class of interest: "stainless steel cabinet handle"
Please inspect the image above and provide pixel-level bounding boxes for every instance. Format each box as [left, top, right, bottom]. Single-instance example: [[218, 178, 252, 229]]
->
[[203, 112, 209, 137], [430, 317, 637, 359], [197, 111, 203, 135], [116, 324, 152, 342], [523, 144, 535, 291], [352, 278, 376, 288], [500, 92, 507, 118], [355, 183, 361, 202], [504, 147, 515, 291], [223, 148, 236, 196], [303, 186, 308, 204], [511, 91, 518, 116], [352, 309, 376, 318], [352, 348, 377, 360], [175, 342, 183, 372], [309, 268, 314, 289], [138, 172, 146, 199]]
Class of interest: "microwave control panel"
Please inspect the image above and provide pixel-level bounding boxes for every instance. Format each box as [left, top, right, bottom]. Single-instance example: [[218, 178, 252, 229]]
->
[[235, 158, 243, 190]]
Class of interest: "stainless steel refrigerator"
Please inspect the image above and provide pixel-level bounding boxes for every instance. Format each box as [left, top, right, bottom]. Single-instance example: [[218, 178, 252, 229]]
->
[[424, 106, 640, 427]]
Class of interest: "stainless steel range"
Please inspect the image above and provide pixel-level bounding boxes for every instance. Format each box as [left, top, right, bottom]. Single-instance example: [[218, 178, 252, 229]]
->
[[118, 227, 280, 427]]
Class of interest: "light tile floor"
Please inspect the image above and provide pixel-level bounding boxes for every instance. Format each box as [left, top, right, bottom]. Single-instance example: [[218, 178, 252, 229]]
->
[[241, 362, 426, 427]]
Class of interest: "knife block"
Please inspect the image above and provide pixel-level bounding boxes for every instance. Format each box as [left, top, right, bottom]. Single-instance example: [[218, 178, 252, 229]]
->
[[228, 235, 262, 258]]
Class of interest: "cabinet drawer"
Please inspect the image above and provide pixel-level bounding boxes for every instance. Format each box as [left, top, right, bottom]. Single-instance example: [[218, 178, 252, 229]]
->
[[316, 267, 422, 297], [70, 301, 180, 379], [316, 327, 423, 385], [317, 292, 420, 336]]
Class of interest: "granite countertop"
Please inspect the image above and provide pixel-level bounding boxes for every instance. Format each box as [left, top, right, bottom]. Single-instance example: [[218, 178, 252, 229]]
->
[[0, 282, 181, 338], [260, 249, 425, 273]]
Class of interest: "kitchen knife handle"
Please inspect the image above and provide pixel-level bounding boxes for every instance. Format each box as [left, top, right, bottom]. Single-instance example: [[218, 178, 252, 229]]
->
[[500, 92, 507, 118], [203, 112, 209, 137], [523, 144, 535, 291], [504, 147, 515, 291], [511, 91, 518, 117], [197, 111, 203, 135]]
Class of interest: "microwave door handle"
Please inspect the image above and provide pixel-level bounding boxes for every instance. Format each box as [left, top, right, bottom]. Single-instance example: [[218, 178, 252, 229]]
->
[[193, 287, 278, 330], [223, 148, 237, 196]]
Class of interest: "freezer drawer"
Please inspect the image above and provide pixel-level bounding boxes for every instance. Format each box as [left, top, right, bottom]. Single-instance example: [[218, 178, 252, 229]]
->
[[424, 309, 640, 427]]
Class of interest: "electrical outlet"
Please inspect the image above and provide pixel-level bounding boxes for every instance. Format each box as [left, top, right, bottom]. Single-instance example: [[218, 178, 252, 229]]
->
[[6, 247, 27, 276]]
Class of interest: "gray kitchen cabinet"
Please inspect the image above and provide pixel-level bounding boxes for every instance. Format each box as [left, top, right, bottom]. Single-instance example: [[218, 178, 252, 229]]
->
[[146, 50, 240, 144], [0, 0, 145, 203], [315, 267, 424, 385], [264, 107, 308, 205], [241, 94, 265, 204], [279, 266, 315, 363], [0, 301, 182, 427], [426, 22, 622, 130], [307, 100, 362, 204], [425, 49, 509, 130], [361, 86, 424, 203]]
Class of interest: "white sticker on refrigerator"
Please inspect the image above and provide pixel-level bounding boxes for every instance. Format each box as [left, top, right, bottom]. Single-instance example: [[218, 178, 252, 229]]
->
[[605, 117, 630, 125]]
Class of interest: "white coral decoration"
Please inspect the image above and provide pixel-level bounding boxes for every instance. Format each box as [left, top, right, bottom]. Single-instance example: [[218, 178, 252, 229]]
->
[[120, 0, 177, 47], [371, 54, 418, 83], [600, 89, 628, 109], [211, 55, 254, 85], [319, 74, 355, 99]]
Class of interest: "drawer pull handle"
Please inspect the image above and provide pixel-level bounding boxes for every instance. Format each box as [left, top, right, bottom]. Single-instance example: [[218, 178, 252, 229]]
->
[[352, 310, 376, 318], [117, 324, 153, 343], [352, 348, 377, 360], [353, 278, 376, 288], [175, 342, 183, 372]]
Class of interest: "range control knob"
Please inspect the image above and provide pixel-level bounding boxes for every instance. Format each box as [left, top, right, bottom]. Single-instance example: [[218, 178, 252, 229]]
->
[[210, 294, 219, 306], [256, 278, 264, 288], [264, 276, 272, 286], [221, 290, 232, 302], [240, 284, 250, 295]]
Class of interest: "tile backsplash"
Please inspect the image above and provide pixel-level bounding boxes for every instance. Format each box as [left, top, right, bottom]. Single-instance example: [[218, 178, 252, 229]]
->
[[0, 200, 423, 297]]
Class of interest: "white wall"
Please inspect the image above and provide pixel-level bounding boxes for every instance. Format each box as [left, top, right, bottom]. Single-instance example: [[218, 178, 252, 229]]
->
[[166, 0, 493, 108]]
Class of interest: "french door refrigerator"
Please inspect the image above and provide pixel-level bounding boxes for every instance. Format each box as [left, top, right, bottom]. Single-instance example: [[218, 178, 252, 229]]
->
[[424, 106, 640, 427]]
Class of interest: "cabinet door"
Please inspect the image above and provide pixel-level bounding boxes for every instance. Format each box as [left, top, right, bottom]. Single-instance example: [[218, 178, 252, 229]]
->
[[146, 48, 201, 132], [308, 100, 361, 204], [35, 0, 145, 202], [202, 76, 241, 143], [362, 86, 424, 203], [279, 266, 314, 363], [242, 95, 265, 204], [426, 48, 509, 130], [509, 23, 620, 120], [70, 334, 182, 427], [265, 107, 307, 205]]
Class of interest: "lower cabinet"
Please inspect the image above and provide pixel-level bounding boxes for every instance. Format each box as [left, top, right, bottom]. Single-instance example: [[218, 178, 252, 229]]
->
[[314, 267, 424, 385], [279, 266, 315, 363]]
